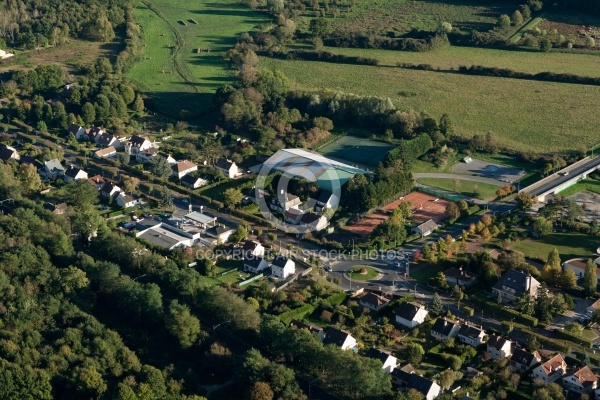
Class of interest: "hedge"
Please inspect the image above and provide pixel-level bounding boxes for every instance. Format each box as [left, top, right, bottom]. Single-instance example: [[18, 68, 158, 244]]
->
[[555, 329, 593, 347], [387, 134, 433, 165], [325, 292, 347, 307], [279, 304, 316, 325], [469, 297, 538, 327], [258, 50, 379, 66]]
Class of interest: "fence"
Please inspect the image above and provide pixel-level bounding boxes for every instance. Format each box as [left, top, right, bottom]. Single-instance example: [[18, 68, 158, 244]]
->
[[239, 274, 265, 287], [417, 186, 461, 202]]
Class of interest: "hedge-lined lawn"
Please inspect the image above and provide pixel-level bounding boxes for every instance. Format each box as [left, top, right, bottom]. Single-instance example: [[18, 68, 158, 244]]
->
[[556, 178, 600, 197], [416, 178, 499, 200], [198, 178, 252, 201], [409, 263, 445, 283], [510, 232, 598, 262], [260, 57, 600, 154], [348, 266, 379, 281]]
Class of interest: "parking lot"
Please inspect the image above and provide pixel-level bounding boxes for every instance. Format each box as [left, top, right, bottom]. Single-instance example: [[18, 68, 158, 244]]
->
[[452, 158, 525, 184]]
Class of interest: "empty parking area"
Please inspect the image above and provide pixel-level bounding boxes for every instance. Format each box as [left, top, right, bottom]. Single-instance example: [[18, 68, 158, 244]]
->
[[452, 158, 524, 183]]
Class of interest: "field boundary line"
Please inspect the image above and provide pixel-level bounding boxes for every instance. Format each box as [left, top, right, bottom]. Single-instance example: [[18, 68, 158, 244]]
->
[[507, 15, 545, 44]]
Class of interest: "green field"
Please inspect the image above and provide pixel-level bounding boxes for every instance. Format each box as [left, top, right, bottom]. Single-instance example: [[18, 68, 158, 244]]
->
[[128, 0, 265, 118], [556, 178, 600, 197], [325, 46, 600, 78], [348, 266, 379, 281], [510, 232, 598, 262], [416, 178, 499, 200], [260, 57, 600, 154], [329, 0, 512, 36], [318, 135, 395, 168]]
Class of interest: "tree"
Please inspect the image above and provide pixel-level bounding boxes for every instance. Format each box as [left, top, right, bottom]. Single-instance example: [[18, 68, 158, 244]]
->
[[71, 211, 104, 242], [586, 36, 596, 48], [403, 343, 424, 365], [116, 152, 130, 165], [439, 113, 453, 137], [497, 14, 511, 29], [560, 269, 577, 290], [65, 180, 99, 209], [519, 4, 531, 19], [165, 300, 202, 348], [511, 10, 524, 26], [150, 156, 173, 179], [534, 283, 552, 324], [516, 192, 534, 210], [19, 163, 42, 193], [430, 292, 443, 315], [445, 202, 460, 221], [223, 188, 243, 209], [82, 102, 96, 124], [133, 95, 145, 112], [309, 18, 332, 38], [584, 258, 597, 297], [541, 248, 561, 285], [229, 225, 248, 243], [434, 271, 449, 290], [406, 389, 425, 400], [250, 382, 274, 400], [198, 258, 216, 277], [123, 177, 140, 194], [539, 38, 552, 52], [437, 369, 458, 390], [161, 185, 173, 207]]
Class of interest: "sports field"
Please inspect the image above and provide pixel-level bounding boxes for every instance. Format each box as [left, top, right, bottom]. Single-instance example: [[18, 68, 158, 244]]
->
[[128, 0, 265, 117], [382, 191, 449, 223], [318, 136, 395, 167], [260, 57, 600, 154]]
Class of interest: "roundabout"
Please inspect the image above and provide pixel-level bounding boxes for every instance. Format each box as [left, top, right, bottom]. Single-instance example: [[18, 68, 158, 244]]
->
[[346, 266, 381, 281]]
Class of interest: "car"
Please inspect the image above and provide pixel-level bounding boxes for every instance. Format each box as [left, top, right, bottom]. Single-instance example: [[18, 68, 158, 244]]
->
[[143, 212, 152, 218], [594, 344, 600, 349], [155, 217, 162, 221], [132, 215, 139, 221], [577, 316, 590, 325], [182, 199, 189, 203], [325, 266, 333, 272]]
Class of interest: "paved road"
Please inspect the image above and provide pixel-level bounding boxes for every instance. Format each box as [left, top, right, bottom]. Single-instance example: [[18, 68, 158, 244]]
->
[[414, 172, 505, 186], [527, 156, 600, 197]]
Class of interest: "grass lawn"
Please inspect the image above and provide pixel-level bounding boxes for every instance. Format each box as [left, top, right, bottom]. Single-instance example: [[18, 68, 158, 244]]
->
[[128, 0, 266, 119], [556, 178, 600, 197], [259, 57, 600, 154], [509, 232, 598, 262], [326, 45, 600, 78], [198, 178, 252, 200], [318, 135, 395, 167], [409, 263, 445, 283], [348, 266, 379, 281], [416, 177, 499, 200]]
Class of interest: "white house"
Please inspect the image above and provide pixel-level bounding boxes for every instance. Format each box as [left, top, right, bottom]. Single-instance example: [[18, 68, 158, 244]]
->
[[205, 226, 234, 244], [100, 182, 122, 199], [243, 256, 269, 274], [181, 174, 208, 189], [411, 219, 438, 238], [87, 175, 105, 190], [430, 318, 461, 342], [116, 192, 141, 209], [358, 292, 390, 311], [0, 144, 20, 162], [136, 147, 159, 163], [510, 349, 541, 372], [323, 327, 357, 351], [42, 159, 65, 180], [563, 366, 597, 394], [492, 269, 541, 304], [126, 135, 154, 154], [63, 165, 88, 182], [67, 123, 85, 139], [391, 369, 441, 400], [215, 158, 239, 179], [444, 267, 478, 288], [486, 335, 512, 360], [0, 49, 15, 60], [531, 354, 567, 385], [87, 127, 105, 142], [290, 320, 325, 340], [315, 190, 339, 212], [94, 146, 117, 159], [97, 133, 122, 149], [366, 347, 397, 373], [271, 256, 295, 280], [299, 212, 328, 231], [395, 302, 428, 329], [172, 160, 198, 179], [457, 325, 486, 348], [564, 258, 600, 284], [242, 240, 265, 258]]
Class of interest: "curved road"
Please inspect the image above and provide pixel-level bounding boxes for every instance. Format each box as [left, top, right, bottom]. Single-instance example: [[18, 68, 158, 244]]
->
[[414, 172, 504, 186]]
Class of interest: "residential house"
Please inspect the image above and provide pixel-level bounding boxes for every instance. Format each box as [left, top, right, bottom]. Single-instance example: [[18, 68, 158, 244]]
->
[[411, 219, 438, 238], [444, 267, 478, 288], [242, 240, 265, 258], [42, 159, 65, 180], [43, 202, 68, 214], [271, 192, 302, 212], [205, 226, 234, 243], [19, 156, 41, 167], [271, 256, 295, 280], [94, 146, 117, 159], [243, 256, 269, 274], [135, 222, 198, 251], [391, 369, 441, 400], [461, 367, 483, 379], [563, 366, 598, 394], [100, 182, 122, 199], [510, 349, 542, 372], [366, 347, 397, 373], [136, 147, 159, 163], [564, 258, 600, 284], [126, 135, 154, 154], [430, 318, 461, 342], [299, 212, 328, 231], [181, 174, 207, 189], [492, 269, 541, 303], [359, 292, 390, 311], [457, 325, 486, 348], [395, 302, 428, 329], [315, 190, 338, 211], [588, 298, 600, 316], [531, 354, 567, 385], [323, 327, 357, 351], [0, 49, 14, 60], [116, 192, 141, 209], [67, 123, 85, 138], [215, 158, 239, 179], [289, 320, 325, 340], [284, 208, 304, 224], [64, 165, 88, 182], [87, 127, 105, 142], [97, 133, 122, 149], [242, 187, 267, 204], [486, 335, 512, 360], [0, 144, 19, 161], [87, 175, 105, 190], [172, 160, 198, 179]]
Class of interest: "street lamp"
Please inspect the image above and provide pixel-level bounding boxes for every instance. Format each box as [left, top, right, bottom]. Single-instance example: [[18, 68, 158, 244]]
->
[[414, 283, 418, 297]]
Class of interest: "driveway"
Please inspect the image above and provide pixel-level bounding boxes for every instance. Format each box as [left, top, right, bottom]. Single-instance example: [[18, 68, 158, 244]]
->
[[413, 173, 505, 187]]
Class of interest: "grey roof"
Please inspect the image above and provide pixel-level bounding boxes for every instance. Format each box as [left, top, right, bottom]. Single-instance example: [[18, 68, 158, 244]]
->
[[101, 182, 119, 194], [391, 370, 437, 395], [43, 202, 67, 212], [444, 267, 477, 281], [215, 158, 234, 170], [67, 123, 82, 134], [205, 225, 231, 237], [323, 327, 352, 347], [366, 347, 394, 364], [395, 302, 424, 321], [317, 190, 333, 203], [98, 133, 115, 146], [185, 211, 216, 225], [181, 174, 203, 186], [290, 319, 323, 333], [510, 349, 540, 367], [0, 145, 18, 161], [487, 334, 510, 350], [134, 219, 161, 232], [431, 318, 460, 337], [138, 229, 180, 249], [359, 292, 389, 308], [95, 146, 116, 157], [458, 325, 485, 339], [244, 256, 266, 269], [414, 219, 438, 234], [130, 135, 149, 146], [300, 212, 321, 225], [272, 255, 290, 268], [242, 240, 260, 252], [492, 269, 539, 297], [65, 165, 85, 178], [45, 159, 64, 172], [19, 156, 40, 166]]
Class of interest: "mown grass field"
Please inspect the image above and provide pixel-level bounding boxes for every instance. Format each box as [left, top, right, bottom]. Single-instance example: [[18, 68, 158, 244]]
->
[[556, 178, 600, 197], [260, 57, 600, 154], [509, 232, 598, 262], [326, 46, 600, 77], [329, 0, 512, 36], [416, 178, 499, 200], [318, 135, 395, 167], [128, 0, 265, 117]]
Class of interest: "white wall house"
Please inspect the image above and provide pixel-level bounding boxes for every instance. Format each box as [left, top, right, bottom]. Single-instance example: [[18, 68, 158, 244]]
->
[[531, 354, 567, 385], [271, 256, 295, 279], [486, 335, 512, 360], [215, 158, 239, 179], [395, 302, 428, 329]]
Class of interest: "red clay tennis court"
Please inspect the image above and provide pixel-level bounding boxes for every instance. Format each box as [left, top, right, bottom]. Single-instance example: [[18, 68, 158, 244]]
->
[[343, 191, 450, 236]]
